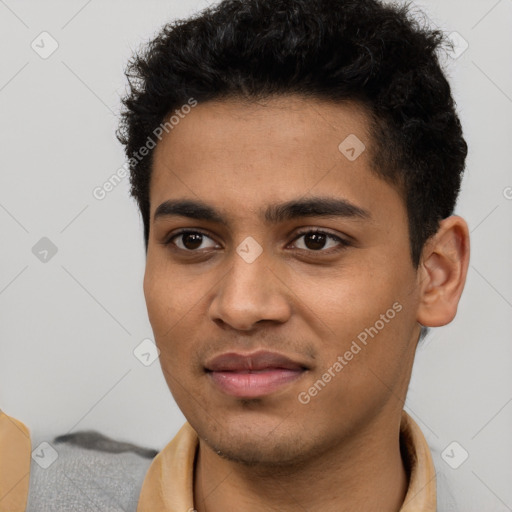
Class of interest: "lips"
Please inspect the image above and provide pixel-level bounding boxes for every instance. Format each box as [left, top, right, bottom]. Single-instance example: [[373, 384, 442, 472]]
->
[[205, 351, 306, 372], [205, 350, 308, 398]]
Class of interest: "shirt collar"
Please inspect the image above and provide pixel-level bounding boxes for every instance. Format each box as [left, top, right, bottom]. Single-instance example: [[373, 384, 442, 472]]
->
[[137, 410, 436, 511]]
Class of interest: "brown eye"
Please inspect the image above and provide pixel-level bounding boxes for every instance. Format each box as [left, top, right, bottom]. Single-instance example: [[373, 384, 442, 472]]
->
[[181, 232, 203, 250], [291, 230, 347, 252], [167, 231, 218, 251], [303, 232, 327, 250]]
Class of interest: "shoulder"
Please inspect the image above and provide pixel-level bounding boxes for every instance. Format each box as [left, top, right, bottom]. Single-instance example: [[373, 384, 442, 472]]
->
[[26, 430, 157, 512]]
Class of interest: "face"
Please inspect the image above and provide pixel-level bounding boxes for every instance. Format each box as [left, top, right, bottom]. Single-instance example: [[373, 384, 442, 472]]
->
[[144, 96, 423, 466]]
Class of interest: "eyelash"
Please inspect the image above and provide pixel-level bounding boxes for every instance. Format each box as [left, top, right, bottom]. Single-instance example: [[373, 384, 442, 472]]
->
[[163, 228, 350, 255]]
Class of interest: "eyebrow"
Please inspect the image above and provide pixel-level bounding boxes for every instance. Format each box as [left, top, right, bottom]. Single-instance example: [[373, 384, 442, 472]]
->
[[153, 196, 370, 225]]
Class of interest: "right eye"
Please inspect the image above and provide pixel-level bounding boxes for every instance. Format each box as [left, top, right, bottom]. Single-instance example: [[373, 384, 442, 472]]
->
[[165, 230, 219, 251]]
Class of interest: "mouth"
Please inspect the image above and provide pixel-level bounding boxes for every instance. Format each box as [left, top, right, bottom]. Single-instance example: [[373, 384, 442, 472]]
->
[[204, 350, 308, 399]]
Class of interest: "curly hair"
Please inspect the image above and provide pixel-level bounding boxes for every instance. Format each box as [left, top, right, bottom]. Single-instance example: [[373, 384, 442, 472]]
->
[[117, 0, 467, 266]]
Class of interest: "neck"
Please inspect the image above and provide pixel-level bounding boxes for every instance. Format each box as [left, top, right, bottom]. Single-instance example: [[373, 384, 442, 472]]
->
[[193, 410, 408, 512]]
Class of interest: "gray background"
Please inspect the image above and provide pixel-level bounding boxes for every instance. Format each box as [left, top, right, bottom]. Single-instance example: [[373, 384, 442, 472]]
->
[[0, 0, 511, 510]]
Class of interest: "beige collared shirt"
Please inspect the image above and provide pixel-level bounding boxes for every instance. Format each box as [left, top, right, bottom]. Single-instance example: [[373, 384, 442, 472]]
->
[[0, 410, 31, 512], [137, 410, 436, 511]]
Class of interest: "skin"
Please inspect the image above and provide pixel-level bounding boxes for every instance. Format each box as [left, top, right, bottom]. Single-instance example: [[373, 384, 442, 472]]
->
[[144, 95, 470, 512]]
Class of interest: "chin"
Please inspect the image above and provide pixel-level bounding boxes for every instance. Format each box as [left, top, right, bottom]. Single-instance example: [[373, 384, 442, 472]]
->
[[196, 415, 318, 468], [207, 436, 311, 468]]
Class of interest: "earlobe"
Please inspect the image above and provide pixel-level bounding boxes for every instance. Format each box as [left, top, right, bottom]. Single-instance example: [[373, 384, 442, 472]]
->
[[416, 216, 470, 327]]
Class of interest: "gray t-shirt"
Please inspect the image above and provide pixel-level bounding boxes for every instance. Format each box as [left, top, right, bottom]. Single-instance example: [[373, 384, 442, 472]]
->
[[26, 431, 155, 512]]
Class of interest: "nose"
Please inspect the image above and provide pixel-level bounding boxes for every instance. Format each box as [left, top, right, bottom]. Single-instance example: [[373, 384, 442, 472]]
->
[[208, 248, 292, 331]]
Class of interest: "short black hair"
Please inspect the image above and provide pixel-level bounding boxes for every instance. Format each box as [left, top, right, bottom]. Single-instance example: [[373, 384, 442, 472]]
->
[[117, 0, 467, 266]]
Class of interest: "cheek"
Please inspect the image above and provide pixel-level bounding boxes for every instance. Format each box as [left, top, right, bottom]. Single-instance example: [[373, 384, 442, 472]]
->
[[143, 264, 201, 399], [143, 257, 213, 373], [144, 251, 188, 316], [291, 255, 417, 367], [291, 263, 398, 333], [144, 258, 190, 343]]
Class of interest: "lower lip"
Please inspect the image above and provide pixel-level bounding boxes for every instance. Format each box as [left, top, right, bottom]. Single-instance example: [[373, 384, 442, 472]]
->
[[208, 369, 304, 398]]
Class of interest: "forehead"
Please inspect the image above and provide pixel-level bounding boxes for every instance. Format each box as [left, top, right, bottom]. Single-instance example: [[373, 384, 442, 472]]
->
[[149, 95, 401, 224]]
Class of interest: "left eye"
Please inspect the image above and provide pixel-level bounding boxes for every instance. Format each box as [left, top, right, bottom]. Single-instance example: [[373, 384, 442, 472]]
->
[[291, 230, 345, 251]]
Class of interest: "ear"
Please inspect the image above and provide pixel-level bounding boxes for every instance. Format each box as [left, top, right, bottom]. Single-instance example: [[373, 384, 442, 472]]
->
[[416, 215, 470, 327]]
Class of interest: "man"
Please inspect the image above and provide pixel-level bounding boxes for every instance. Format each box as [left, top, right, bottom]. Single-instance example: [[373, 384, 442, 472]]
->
[[16, 0, 469, 510], [115, 0, 469, 510]]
